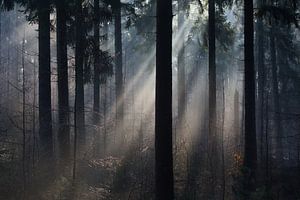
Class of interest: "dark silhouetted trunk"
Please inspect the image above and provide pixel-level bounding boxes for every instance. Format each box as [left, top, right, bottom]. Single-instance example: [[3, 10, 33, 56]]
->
[[234, 90, 240, 152], [155, 0, 174, 199], [38, 0, 53, 155], [256, 0, 265, 166], [56, 0, 70, 159], [94, 0, 100, 119], [103, 83, 107, 155], [177, 0, 186, 121], [208, 0, 216, 137], [114, 0, 124, 136], [208, 0, 217, 197], [94, 0, 101, 156], [22, 37, 26, 194], [221, 78, 226, 200], [73, 81, 78, 181], [0, 13, 1, 69], [265, 91, 271, 197], [244, 0, 257, 192], [32, 61, 37, 169], [75, 0, 85, 134]]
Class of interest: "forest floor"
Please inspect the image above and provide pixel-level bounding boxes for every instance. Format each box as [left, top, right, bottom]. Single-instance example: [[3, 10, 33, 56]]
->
[[35, 155, 121, 200]]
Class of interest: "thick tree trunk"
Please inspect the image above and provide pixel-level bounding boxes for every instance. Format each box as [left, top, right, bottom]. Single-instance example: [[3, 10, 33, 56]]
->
[[75, 0, 85, 134], [208, 0, 216, 137], [38, 0, 53, 155], [244, 0, 257, 191], [114, 0, 124, 137], [94, 0, 100, 119], [56, 0, 70, 159], [155, 0, 174, 199], [208, 0, 217, 197]]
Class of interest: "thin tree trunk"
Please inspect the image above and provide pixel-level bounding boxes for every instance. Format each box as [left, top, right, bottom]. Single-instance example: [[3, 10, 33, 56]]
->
[[270, 26, 283, 160], [73, 85, 78, 181], [103, 83, 107, 155], [56, 0, 70, 159], [177, 0, 186, 122], [6, 46, 10, 113], [114, 0, 124, 140], [265, 90, 270, 197], [244, 0, 257, 192], [234, 90, 240, 152], [0, 13, 2, 108], [256, 0, 265, 168], [75, 0, 85, 135], [221, 78, 226, 200], [93, 0, 101, 155], [0, 13, 1, 69], [94, 0, 100, 120], [32, 60, 37, 171], [155, 0, 174, 199], [22, 37, 26, 197]]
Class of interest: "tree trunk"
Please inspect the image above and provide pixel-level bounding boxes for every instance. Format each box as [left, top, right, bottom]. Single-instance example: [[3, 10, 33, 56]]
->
[[114, 0, 124, 138], [22, 37, 26, 195], [75, 0, 85, 134], [244, 0, 257, 191], [155, 0, 174, 199], [94, 0, 100, 120], [103, 83, 107, 155], [270, 26, 283, 160], [208, 0, 216, 137], [177, 0, 186, 122], [265, 90, 271, 197], [256, 0, 265, 167], [56, 0, 70, 159], [234, 90, 240, 152], [208, 0, 217, 197], [221, 77, 226, 200], [38, 0, 53, 155]]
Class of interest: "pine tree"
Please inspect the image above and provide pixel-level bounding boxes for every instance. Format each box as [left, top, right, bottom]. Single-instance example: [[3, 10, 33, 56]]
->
[[56, 0, 70, 159], [38, 0, 53, 155], [155, 0, 174, 199], [244, 0, 257, 192], [75, 0, 85, 134]]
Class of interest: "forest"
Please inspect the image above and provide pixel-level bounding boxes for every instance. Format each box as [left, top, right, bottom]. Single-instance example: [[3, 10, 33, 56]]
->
[[0, 0, 299, 199]]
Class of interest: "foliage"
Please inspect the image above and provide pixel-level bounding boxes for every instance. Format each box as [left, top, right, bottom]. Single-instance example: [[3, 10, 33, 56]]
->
[[0, 0, 15, 10], [257, 5, 299, 27], [202, 11, 235, 51]]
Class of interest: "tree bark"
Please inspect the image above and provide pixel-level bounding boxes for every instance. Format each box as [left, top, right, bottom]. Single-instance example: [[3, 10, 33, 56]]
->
[[208, 0, 217, 197], [75, 0, 85, 134], [155, 0, 174, 199], [234, 90, 240, 152], [94, 0, 100, 119], [114, 0, 124, 137], [56, 0, 70, 159], [38, 0, 53, 155], [256, 0, 265, 167], [244, 0, 257, 191], [208, 0, 216, 137], [177, 0, 186, 121]]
